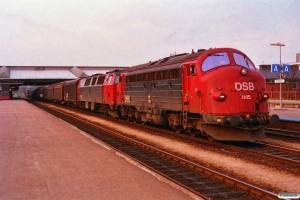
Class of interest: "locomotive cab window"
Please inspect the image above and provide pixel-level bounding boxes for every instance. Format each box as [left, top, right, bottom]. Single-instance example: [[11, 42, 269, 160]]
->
[[191, 65, 196, 76], [186, 66, 190, 76], [84, 78, 91, 86], [115, 75, 120, 83], [91, 77, 97, 85], [108, 75, 113, 84], [233, 53, 255, 69], [96, 76, 105, 85], [186, 64, 196, 76], [202, 52, 230, 72]]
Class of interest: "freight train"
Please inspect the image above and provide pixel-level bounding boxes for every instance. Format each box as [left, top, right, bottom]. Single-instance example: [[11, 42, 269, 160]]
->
[[33, 47, 279, 141]]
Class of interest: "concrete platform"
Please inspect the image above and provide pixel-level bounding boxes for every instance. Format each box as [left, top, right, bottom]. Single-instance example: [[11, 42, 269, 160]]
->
[[0, 100, 196, 200], [269, 107, 300, 122]]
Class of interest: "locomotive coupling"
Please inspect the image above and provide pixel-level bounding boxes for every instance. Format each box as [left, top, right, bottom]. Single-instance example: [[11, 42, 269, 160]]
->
[[227, 115, 242, 127]]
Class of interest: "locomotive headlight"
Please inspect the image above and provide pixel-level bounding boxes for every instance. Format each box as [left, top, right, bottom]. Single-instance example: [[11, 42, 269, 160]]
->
[[262, 93, 269, 101], [212, 92, 226, 101], [220, 94, 226, 100], [240, 67, 248, 75]]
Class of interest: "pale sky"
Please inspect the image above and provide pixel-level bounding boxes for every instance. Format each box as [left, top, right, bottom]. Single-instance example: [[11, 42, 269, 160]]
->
[[1, 0, 299, 67]]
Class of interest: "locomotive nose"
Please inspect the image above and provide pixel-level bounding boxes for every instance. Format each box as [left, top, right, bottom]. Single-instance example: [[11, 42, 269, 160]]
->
[[268, 114, 280, 124]]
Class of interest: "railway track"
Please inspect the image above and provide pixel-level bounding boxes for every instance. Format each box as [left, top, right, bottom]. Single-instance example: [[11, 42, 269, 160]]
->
[[265, 127, 300, 139], [223, 141, 300, 167], [32, 101, 278, 200]]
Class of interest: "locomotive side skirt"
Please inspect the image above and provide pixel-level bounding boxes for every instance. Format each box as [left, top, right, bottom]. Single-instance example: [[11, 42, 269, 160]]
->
[[123, 75, 182, 125]]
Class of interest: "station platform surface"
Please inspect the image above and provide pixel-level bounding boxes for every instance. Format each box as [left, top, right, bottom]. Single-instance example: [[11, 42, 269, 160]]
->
[[269, 107, 300, 122], [0, 100, 195, 200]]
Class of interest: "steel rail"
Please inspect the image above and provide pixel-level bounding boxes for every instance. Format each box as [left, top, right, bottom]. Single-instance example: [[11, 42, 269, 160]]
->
[[265, 127, 300, 139], [218, 141, 300, 168], [249, 141, 300, 164], [254, 141, 300, 155], [33, 101, 278, 200]]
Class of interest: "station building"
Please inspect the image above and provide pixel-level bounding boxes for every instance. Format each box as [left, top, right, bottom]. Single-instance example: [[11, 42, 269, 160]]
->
[[258, 53, 300, 100]]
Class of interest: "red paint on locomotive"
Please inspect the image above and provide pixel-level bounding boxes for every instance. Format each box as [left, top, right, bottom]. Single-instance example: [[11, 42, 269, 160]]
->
[[179, 48, 278, 140], [103, 72, 118, 105], [182, 48, 270, 116], [102, 70, 122, 117], [116, 73, 126, 105]]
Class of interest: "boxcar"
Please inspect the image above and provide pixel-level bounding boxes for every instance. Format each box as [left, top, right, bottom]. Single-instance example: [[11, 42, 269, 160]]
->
[[53, 82, 64, 103], [42, 86, 49, 100], [63, 79, 80, 106], [35, 86, 45, 99], [46, 85, 54, 101]]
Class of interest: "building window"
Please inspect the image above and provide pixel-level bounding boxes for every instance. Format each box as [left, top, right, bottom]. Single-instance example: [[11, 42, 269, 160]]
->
[[265, 79, 272, 83], [292, 83, 298, 89]]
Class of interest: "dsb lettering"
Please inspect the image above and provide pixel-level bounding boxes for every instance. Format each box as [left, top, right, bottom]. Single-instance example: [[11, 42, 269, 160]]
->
[[235, 82, 254, 91]]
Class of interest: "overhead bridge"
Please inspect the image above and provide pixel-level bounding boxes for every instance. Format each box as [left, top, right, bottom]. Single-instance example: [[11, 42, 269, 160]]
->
[[0, 65, 128, 99]]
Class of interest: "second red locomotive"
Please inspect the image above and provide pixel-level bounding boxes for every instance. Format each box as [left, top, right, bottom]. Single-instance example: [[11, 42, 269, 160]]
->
[[34, 47, 279, 141]]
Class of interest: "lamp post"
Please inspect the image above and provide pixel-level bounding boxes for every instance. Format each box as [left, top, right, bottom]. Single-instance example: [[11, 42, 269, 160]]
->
[[270, 42, 285, 109]]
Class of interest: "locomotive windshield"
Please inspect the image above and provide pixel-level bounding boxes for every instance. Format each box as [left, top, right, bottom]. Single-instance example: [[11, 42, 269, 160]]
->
[[202, 52, 230, 72], [115, 75, 120, 83], [233, 53, 255, 69], [107, 75, 113, 83]]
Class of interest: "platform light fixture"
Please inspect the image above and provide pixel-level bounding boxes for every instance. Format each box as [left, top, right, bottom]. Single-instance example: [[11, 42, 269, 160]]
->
[[270, 43, 285, 109]]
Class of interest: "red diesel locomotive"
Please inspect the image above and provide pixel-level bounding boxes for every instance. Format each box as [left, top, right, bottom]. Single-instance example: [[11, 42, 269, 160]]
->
[[116, 47, 279, 140], [34, 47, 279, 141]]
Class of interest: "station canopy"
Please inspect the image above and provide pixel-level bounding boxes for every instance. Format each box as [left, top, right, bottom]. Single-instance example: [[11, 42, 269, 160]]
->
[[0, 66, 128, 86]]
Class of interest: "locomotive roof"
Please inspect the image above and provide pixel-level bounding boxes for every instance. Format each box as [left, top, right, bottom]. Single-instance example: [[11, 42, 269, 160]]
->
[[124, 50, 207, 74], [106, 69, 123, 75]]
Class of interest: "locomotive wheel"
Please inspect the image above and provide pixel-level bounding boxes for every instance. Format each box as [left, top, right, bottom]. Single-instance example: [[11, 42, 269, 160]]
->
[[175, 127, 181, 133], [207, 135, 215, 141], [189, 130, 199, 137]]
